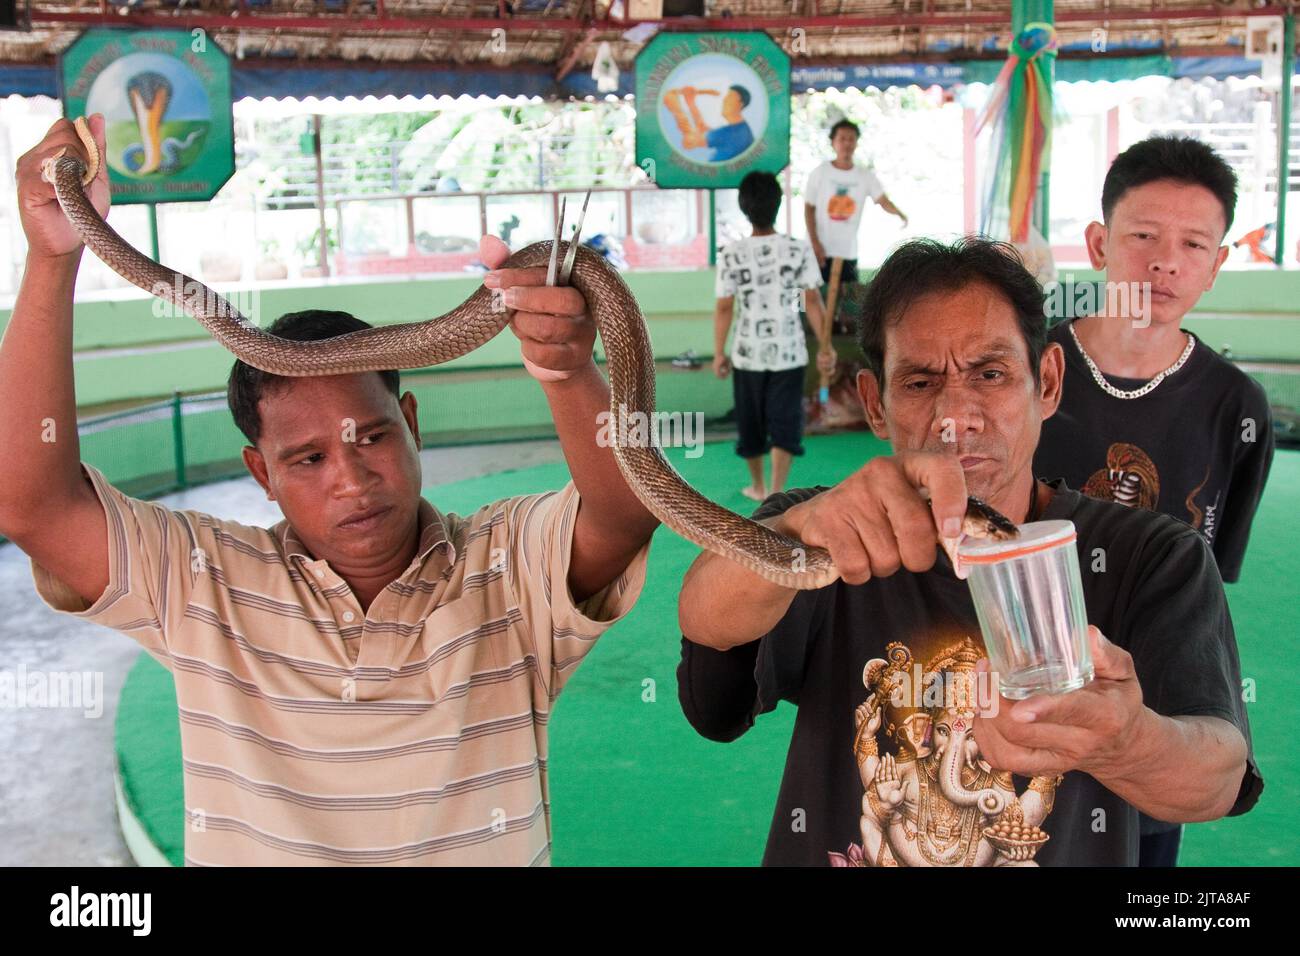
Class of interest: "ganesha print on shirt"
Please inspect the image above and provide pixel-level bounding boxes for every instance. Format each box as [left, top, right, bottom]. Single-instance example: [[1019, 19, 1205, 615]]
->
[[829, 635, 1063, 867]]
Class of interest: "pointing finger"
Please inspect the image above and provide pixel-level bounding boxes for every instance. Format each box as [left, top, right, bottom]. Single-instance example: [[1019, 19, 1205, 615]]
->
[[904, 453, 968, 540]]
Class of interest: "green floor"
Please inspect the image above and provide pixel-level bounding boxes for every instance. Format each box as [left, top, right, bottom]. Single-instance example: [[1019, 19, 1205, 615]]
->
[[115, 434, 1299, 865]]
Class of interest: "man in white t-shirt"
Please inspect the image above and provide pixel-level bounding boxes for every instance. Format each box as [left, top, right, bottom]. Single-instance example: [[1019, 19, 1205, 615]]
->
[[803, 119, 908, 286]]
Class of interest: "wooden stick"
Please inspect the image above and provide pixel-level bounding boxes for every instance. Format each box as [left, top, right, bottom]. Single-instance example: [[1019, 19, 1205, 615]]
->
[[819, 257, 844, 402]]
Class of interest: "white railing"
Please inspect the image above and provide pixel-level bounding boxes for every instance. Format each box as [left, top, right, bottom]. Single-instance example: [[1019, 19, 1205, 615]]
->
[[241, 132, 642, 205]]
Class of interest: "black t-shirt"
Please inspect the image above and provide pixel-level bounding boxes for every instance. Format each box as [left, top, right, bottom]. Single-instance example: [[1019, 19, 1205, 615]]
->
[[1034, 320, 1275, 584], [676, 481, 1262, 867]]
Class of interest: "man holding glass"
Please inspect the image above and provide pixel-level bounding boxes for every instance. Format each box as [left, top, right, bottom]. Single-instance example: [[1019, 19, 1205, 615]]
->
[[675, 237, 1259, 866]]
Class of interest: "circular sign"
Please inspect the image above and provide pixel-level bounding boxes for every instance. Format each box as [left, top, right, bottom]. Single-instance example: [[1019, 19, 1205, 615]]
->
[[85, 52, 212, 179], [60, 28, 234, 204], [657, 53, 770, 166], [636, 32, 790, 189]]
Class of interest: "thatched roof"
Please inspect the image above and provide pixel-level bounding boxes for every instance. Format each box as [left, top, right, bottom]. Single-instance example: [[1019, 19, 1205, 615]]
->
[[1, 1, 1287, 76]]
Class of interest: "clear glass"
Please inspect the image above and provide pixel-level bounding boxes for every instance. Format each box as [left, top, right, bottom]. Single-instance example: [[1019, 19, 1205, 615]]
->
[[339, 198, 406, 257], [962, 524, 1094, 700]]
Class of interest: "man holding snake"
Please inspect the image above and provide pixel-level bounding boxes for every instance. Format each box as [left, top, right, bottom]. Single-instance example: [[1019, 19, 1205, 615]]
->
[[676, 237, 1261, 866], [0, 115, 658, 865]]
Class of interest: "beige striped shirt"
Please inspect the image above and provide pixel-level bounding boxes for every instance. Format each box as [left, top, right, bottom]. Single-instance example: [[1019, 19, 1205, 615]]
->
[[31, 462, 650, 866]]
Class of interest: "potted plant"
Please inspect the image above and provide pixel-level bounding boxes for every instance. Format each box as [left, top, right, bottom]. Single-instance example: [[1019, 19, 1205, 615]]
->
[[199, 248, 243, 283], [255, 238, 289, 281], [298, 226, 337, 278]]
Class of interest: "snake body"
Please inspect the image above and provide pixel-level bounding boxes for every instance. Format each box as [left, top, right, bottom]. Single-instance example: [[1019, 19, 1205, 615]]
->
[[46, 118, 1015, 590]]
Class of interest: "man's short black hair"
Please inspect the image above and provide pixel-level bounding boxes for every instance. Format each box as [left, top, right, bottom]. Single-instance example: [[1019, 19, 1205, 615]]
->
[[226, 310, 400, 445], [1101, 135, 1238, 235], [729, 84, 752, 109], [738, 171, 782, 229], [857, 237, 1047, 389], [829, 119, 860, 140]]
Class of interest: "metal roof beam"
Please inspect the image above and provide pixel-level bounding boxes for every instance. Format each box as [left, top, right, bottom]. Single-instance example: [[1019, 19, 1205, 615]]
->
[[24, 7, 1291, 34]]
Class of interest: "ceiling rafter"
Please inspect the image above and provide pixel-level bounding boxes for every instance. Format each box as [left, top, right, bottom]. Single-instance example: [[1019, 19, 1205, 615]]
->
[[2, 2, 1287, 72]]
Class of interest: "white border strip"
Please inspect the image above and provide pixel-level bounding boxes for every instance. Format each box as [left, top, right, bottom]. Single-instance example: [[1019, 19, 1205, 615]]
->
[[113, 769, 175, 868]]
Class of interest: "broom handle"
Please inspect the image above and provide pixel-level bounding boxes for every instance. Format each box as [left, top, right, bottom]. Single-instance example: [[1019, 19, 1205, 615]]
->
[[819, 257, 844, 401]]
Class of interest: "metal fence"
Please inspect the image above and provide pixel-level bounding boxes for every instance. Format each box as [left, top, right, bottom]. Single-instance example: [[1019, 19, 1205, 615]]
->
[[37, 352, 1300, 505], [64, 357, 741, 501], [0, 352, 1294, 547], [248, 130, 640, 206]]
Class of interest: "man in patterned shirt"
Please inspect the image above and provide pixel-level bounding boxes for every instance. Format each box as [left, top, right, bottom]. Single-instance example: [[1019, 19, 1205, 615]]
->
[[713, 171, 835, 501]]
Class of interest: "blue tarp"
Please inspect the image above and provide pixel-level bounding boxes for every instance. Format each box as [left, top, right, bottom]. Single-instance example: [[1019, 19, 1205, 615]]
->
[[791, 55, 1270, 90], [0, 54, 1278, 101], [230, 64, 625, 99], [0, 62, 624, 100], [0, 64, 55, 97]]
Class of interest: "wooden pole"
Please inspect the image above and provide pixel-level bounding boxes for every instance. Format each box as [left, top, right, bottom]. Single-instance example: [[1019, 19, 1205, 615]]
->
[[819, 257, 844, 402], [1275, 13, 1295, 266], [312, 114, 330, 276], [147, 203, 160, 261]]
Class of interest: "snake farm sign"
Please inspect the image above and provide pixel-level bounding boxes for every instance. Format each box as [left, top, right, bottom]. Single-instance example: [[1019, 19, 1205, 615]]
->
[[635, 31, 790, 189], [59, 28, 234, 204]]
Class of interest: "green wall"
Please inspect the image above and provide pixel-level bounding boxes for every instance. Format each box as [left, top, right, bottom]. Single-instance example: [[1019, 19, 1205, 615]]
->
[[0, 269, 719, 351]]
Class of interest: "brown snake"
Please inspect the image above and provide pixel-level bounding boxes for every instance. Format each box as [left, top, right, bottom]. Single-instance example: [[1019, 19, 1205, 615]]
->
[[44, 117, 1015, 589]]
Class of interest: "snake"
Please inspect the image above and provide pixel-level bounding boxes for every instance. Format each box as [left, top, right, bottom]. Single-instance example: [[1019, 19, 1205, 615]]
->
[[43, 116, 1017, 590]]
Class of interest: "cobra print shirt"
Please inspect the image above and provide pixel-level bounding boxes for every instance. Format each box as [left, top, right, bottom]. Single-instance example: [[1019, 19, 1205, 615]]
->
[[1034, 319, 1274, 584], [676, 482, 1262, 866]]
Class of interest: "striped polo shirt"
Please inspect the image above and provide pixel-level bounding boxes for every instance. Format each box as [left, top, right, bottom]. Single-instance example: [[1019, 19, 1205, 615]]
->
[[31, 462, 650, 866]]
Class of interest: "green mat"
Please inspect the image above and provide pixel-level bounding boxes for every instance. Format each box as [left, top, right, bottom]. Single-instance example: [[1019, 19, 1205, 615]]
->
[[114, 435, 1299, 866]]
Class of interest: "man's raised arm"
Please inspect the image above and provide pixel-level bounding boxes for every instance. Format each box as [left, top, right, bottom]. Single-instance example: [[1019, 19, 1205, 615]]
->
[[680, 452, 970, 650], [479, 237, 659, 603], [0, 116, 112, 605]]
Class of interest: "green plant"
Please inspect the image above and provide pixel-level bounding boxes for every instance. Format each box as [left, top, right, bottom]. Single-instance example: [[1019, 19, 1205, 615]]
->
[[296, 226, 337, 264]]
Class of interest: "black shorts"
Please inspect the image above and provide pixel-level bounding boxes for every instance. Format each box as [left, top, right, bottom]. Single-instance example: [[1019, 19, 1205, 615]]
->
[[733, 366, 806, 458], [819, 257, 859, 285]]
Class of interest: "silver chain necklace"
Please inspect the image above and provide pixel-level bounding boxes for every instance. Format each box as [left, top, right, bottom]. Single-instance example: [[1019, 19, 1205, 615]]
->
[[1068, 321, 1195, 400]]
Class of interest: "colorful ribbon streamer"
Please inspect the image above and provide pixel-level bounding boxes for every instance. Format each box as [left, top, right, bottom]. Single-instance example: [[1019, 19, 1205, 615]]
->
[[976, 23, 1058, 244]]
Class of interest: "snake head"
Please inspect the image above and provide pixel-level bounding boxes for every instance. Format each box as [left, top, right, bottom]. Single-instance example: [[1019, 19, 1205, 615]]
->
[[39, 152, 63, 186], [40, 116, 100, 188], [963, 496, 1018, 540], [941, 496, 1020, 580]]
